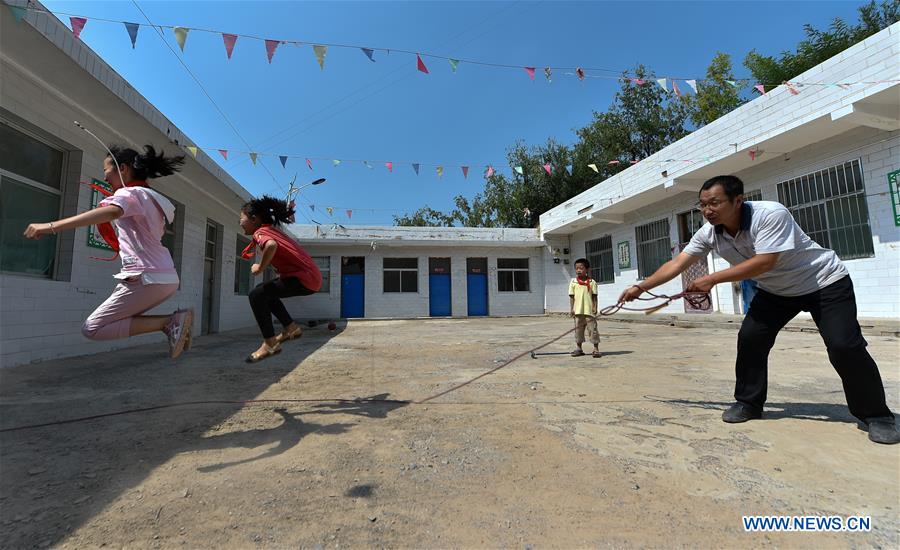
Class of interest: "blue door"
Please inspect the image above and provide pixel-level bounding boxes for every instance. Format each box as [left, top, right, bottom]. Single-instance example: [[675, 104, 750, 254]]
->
[[467, 273, 488, 316], [340, 256, 365, 318], [429, 274, 452, 316]]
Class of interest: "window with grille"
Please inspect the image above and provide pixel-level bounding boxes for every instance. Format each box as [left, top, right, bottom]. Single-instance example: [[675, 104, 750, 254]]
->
[[677, 209, 705, 244], [313, 256, 330, 293], [0, 120, 64, 278], [584, 236, 614, 283], [497, 258, 529, 292], [635, 219, 671, 279], [234, 235, 252, 295], [384, 257, 418, 293], [776, 159, 874, 260], [744, 189, 762, 201]]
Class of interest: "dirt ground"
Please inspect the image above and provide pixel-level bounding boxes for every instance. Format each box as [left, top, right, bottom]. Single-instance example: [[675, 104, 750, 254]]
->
[[1, 316, 898, 548]]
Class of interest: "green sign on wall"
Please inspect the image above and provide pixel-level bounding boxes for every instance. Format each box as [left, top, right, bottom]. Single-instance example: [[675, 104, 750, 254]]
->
[[87, 178, 114, 250], [889, 169, 900, 227]]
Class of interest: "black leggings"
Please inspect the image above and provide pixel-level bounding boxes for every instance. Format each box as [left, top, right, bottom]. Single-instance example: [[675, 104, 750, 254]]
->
[[248, 277, 314, 339]]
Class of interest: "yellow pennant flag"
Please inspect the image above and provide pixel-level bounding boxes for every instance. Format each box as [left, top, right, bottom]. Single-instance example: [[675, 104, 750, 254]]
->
[[186, 146, 198, 158], [313, 45, 327, 70], [173, 27, 189, 51], [588, 163, 599, 173], [436, 166, 443, 179]]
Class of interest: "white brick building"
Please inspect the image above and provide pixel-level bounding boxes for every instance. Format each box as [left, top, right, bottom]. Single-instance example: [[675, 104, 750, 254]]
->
[[1, 2, 260, 366]]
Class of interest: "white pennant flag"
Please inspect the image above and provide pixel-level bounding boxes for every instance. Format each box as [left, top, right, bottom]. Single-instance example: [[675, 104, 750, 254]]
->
[[656, 78, 668, 92], [685, 79, 698, 93]]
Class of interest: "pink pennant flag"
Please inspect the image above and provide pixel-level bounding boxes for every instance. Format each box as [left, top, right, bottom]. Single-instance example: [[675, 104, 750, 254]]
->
[[607, 160, 620, 165], [748, 149, 758, 161], [672, 80, 682, 97], [265, 39, 280, 64], [306, 158, 313, 170], [222, 33, 237, 59], [754, 84, 766, 95], [218, 149, 228, 160], [385, 162, 393, 173], [631, 78, 645, 86], [461, 166, 469, 178], [543, 163, 551, 175], [630, 160, 639, 164], [70, 17, 87, 39], [785, 82, 800, 95], [417, 54, 429, 74], [524, 67, 536, 81], [486, 165, 495, 177], [346, 209, 353, 219]]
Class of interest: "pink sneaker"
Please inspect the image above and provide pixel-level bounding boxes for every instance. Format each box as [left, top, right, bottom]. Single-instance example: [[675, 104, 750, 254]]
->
[[163, 308, 193, 359]]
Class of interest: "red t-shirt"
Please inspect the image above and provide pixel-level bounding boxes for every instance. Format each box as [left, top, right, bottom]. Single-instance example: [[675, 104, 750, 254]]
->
[[253, 226, 322, 292]]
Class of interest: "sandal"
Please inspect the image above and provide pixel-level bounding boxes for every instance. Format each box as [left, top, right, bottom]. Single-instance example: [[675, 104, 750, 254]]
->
[[592, 350, 602, 358], [571, 349, 585, 357], [245, 343, 282, 363], [274, 325, 303, 345]]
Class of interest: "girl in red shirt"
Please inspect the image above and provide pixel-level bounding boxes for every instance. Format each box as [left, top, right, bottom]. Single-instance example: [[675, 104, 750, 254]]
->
[[239, 196, 322, 362]]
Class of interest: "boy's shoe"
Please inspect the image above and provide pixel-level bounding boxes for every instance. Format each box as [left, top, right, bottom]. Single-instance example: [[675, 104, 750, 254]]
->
[[163, 308, 193, 359], [592, 350, 602, 358], [571, 348, 585, 357]]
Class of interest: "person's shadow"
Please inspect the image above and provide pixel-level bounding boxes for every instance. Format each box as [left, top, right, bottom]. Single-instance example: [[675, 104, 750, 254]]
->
[[193, 394, 407, 472], [651, 397, 868, 425]]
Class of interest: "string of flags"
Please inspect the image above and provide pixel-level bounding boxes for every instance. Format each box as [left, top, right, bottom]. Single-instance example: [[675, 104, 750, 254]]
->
[[9, 3, 897, 91], [182, 144, 776, 180]]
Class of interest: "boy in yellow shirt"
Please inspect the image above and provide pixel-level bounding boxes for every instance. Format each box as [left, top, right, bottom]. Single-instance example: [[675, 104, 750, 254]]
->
[[569, 258, 600, 358]]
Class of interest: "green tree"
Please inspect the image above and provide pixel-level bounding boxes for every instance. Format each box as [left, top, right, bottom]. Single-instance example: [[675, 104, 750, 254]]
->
[[685, 52, 745, 127], [393, 206, 457, 227], [744, 0, 899, 85]]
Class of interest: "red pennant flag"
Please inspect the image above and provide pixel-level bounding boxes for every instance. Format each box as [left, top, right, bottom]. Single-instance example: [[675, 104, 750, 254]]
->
[[222, 33, 237, 59], [749, 149, 758, 161], [346, 209, 353, 219], [218, 149, 228, 160], [70, 17, 87, 39], [524, 67, 536, 80], [306, 158, 313, 170], [754, 84, 766, 95], [607, 160, 620, 165], [785, 82, 800, 95], [265, 39, 280, 64], [461, 166, 469, 178], [543, 163, 551, 175], [630, 160, 639, 164], [416, 54, 429, 74], [486, 165, 495, 177], [631, 78, 645, 86], [385, 162, 393, 172]]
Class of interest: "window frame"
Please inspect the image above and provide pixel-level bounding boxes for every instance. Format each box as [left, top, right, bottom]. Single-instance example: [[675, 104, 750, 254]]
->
[[635, 218, 671, 279], [383, 257, 418, 293], [584, 236, 614, 284], [497, 257, 530, 292]]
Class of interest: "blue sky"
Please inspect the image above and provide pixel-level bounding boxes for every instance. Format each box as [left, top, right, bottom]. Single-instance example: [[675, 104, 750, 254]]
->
[[42, 0, 864, 225]]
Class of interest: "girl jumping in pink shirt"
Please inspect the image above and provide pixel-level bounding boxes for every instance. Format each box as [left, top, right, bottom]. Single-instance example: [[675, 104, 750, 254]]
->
[[23, 145, 193, 359]]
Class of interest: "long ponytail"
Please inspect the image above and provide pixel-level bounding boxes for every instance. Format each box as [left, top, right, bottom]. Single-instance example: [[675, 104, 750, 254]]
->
[[241, 195, 295, 226], [107, 144, 185, 181]]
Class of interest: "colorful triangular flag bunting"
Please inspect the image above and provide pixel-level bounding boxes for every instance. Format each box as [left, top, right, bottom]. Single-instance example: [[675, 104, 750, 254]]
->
[[385, 162, 393, 173], [412, 163, 420, 175], [726, 80, 739, 88], [544, 67, 552, 83], [785, 82, 800, 95], [461, 166, 468, 178], [486, 165, 495, 177], [70, 17, 87, 39], [576, 68, 585, 81], [222, 33, 237, 59], [279, 156, 288, 168], [417, 54, 429, 74], [514, 166, 524, 175], [672, 80, 682, 97], [754, 84, 766, 95], [346, 210, 353, 219], [310, 205, 315, 212], [306, 158, 313, 170], [173, 27, 189, 52], [436, 166, 443, 178], [364, 161, 373, 169], [218, 149, 228, 160], [332, 159, 341, 167], [656, 78, 667, 92], [565, 165, 572, 175], [685, 79, 698, 93], [313, 45, 327, 69], [186, 146, 198, 158], [607, 160, 620, 165], [524, 67, 536, 81], [543, 163, 552, 175], [249, 153, 257, 165], [265, 40, 280, 64], [449, 59, 459, 72], [361, 48, 375, 62], [588, 164, 598, 173], [326, 207, 333, 215], [124, 22, 139, 49]]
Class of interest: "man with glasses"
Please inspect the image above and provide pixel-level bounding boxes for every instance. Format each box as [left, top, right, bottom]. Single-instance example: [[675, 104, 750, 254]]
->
[[618, 175, 898, 444]]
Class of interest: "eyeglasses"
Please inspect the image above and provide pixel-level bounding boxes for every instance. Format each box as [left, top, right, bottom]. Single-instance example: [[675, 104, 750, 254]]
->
[[695, 198, 730, 210]]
